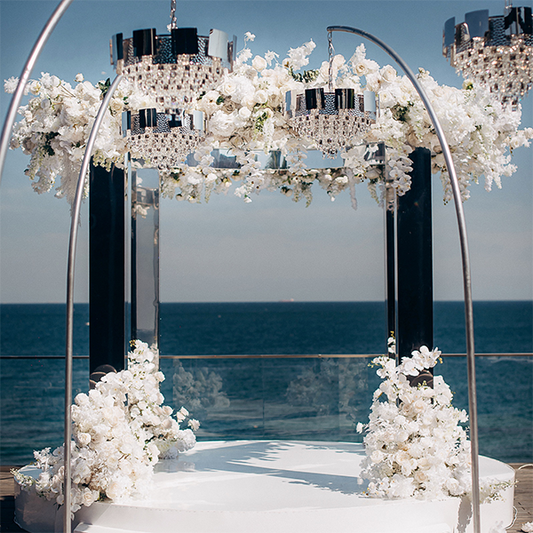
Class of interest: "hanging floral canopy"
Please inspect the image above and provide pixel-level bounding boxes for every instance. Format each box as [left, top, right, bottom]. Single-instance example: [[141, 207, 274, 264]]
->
[[5, 33, 533, 207]]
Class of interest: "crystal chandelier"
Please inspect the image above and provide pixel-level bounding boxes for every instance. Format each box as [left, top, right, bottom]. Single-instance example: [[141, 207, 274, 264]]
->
[[111, 1, 235, 169], [285, 31, 377, 158], [443, 3, 533, 106]]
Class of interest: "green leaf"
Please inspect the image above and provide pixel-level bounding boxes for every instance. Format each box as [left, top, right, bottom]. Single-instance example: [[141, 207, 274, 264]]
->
[[288, 66, 320, 84], [98, 78, 111, 96]]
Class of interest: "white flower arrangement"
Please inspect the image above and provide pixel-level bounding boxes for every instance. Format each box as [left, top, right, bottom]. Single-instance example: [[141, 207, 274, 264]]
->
[[13, 340, 198, 516], [6, 75, 122, 205], [5, 35, 532, 207], [357, 346, 513, 501]]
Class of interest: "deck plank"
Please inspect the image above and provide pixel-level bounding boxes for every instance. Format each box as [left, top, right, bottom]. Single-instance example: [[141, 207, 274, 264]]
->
[[508, 463, 533, 533], [1, 464, 531, 532], [0, 466, 25, 533]]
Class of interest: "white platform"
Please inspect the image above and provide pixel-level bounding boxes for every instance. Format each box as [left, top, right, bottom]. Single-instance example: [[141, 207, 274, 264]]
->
[[15, 440, 515, 533]]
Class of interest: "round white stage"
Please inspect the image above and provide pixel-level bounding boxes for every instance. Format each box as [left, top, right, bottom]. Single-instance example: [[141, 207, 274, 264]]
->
[[15, 440, 515, 533]]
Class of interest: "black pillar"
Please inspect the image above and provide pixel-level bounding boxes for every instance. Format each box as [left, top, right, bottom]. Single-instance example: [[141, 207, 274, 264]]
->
[[89, 162, 125, 377], [397, 147, 433, 372]]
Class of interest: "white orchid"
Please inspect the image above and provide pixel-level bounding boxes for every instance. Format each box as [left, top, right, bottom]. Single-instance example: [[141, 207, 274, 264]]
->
[[13, 340, 198, 516], [358, 347, 510, 502]]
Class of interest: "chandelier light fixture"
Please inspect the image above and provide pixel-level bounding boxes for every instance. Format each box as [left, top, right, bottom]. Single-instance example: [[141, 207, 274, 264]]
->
[[111, 1, 235, 169], [443, 2, 533, 106], [285, 31, 377, 158]]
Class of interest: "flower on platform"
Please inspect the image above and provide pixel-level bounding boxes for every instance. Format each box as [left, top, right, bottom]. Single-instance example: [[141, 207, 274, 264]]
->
[[358, 347, 512, 502], [359, 347, 471, 500], [13, 340, 198, 516]]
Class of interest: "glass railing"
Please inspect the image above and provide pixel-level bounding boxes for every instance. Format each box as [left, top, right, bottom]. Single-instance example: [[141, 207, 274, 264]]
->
[[1, 353, 531, 466]]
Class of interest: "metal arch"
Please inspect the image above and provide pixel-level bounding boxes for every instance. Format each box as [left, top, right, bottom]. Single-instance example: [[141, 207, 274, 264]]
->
[[0, 3, 480, 530], [0, 0, 122, 528], [326, 25, 480, 533], [0, 0, 75, 188], [63, 73, 123, 533]]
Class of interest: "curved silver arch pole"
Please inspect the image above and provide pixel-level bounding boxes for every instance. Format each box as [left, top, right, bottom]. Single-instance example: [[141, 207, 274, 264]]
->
[[327, 25, 480, 533], [64, 74, 123, 533], [0, 0, 75, 188]]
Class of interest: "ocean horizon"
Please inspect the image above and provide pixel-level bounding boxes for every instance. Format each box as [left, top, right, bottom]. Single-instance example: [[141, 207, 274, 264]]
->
[[1, 300, 532, 465]]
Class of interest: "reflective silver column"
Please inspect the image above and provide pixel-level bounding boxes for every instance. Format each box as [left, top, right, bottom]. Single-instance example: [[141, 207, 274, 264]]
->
[[130, 165, 160, 357]]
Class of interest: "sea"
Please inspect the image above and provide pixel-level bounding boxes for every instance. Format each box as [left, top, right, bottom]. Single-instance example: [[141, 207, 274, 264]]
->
[[1, 301, 532, 465]]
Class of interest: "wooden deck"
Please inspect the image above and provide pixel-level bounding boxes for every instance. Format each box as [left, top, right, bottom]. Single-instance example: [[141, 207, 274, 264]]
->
[[1, 463, 531, 532], [509, 463, 533, 533]]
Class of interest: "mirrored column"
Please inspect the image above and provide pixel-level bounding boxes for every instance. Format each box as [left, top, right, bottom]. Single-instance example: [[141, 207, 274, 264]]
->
[[131, 165, 160, 356]]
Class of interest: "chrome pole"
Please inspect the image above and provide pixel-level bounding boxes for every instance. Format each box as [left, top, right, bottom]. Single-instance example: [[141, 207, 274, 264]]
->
[[326, 25, 480, 533], [64, 74, 123, 533], [0, 0, 75, 188]]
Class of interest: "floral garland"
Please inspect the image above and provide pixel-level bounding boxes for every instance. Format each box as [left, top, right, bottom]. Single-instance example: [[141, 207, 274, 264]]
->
[[13, 340, 199, 516], [5, 34, 532, 207], [357, 346, 511, 501], [4, 73, 155, 205]]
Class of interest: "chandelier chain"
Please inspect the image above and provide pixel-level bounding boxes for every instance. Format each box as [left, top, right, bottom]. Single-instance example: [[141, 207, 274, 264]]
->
[[328, 30, 334, 92], [504, 0, 513, 15], [170, 0, 177, 29]]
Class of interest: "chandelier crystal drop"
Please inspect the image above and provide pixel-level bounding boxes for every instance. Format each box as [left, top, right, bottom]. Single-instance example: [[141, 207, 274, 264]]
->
[[123, 108, 205, 171], [443, 4, 533, 106], [286, 88, 376, 158], [285, 31, 377, 158], [111, 7, 235, 169]]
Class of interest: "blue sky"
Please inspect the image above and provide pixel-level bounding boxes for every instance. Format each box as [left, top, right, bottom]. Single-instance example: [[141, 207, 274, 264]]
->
[[0, 0, 531, 303]]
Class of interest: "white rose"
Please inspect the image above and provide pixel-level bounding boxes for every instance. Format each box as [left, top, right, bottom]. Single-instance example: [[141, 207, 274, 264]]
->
[[106, 479, 125, 500], [414, 470, 428, 484], [221, 80, 236, 96], [413, 398, 426, 413], [208, 111, 236, 137], [239, 107, 252, 120], [355, 63, 368, 76], [109, 98, 124, 114], [332, 54, 344, 68], [161, 417, 173, 430], [381, 65, 397, 83], [254, 90, 268, 104], [445, 477, 461, 496], [370, 450, 384, 464], [77, 432, 91, 446], [252, 55, 267, 72], [82, 488, 96, 506]]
